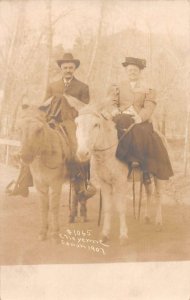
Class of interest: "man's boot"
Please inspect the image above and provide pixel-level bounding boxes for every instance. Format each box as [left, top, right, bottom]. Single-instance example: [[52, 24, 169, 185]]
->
[[6, 165, 33, 197], [68, 159, 96, 200]]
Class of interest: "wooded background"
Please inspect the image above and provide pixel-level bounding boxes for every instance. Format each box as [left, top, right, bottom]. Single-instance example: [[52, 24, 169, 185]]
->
[[0, 0, 189, 173]]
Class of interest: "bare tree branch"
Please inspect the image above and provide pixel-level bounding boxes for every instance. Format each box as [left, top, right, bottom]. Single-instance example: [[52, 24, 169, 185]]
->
[[85, 0, 106, 82], [52, 9, 73, 27]]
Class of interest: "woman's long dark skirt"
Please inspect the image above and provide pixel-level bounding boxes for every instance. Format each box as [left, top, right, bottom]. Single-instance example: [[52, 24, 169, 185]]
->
[[114, 114, 174, 180]]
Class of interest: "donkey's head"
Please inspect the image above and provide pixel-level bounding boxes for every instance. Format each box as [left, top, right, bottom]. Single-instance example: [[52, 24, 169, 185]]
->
[[75, 106, 102, 162], [75, 104, 116, 162], [19, 105, 46, 164]]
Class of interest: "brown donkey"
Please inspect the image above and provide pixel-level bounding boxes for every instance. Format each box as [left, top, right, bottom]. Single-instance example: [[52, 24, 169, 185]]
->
[[19, 105, 70, 241]]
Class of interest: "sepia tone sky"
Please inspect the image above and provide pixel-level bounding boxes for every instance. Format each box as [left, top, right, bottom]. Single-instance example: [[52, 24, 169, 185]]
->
[[0, 0, 189, 49], [53, 0, 190, 48]]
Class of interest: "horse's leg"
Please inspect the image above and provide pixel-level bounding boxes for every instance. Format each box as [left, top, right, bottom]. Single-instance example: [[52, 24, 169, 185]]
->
[[101, 181, 113, 242], [144, 183, 153, 224], [34, 181, 49, 240], [49, 180, 62, 240], [113, 182, 128, 245], [154, 177, 164, 231]]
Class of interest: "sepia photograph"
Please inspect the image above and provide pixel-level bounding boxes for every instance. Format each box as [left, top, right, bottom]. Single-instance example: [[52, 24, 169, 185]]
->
[[0, 0, 190, 299]]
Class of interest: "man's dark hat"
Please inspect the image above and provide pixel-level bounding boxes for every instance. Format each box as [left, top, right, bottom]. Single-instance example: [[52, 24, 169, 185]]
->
[[122, 57, 146, 69], [56, 53, 80, 68]]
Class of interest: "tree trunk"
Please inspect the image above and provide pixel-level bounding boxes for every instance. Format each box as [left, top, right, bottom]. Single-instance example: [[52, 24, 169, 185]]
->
[[0, 3, 22, 135], [0, 1, 25, 137], [85, 0, 105, 83], [184, 105, 190, 175], [41, 0, 53, 102]]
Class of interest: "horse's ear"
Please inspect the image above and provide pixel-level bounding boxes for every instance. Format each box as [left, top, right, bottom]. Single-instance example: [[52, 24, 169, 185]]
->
[[22, 104, 29, 110]]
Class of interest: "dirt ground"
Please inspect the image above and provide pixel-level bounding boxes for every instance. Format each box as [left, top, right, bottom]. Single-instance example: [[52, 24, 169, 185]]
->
[[1, 151, 190, 265]]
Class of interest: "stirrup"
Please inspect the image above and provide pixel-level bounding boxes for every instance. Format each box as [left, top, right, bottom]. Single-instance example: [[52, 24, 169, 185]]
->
[[5, 180, 17, 194], [131, 161, 140, 168], [143, 172, 151, 185], [128, 161, 140, 178], [127, 162, 142, 182]]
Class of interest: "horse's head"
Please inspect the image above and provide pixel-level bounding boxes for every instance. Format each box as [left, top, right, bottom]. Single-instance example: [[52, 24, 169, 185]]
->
[[75, 104, 115, 162], [18, 105, 46, 164]]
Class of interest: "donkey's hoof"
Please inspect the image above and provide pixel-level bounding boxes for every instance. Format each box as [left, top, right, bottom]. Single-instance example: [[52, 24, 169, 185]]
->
[[80, 216, 89, 223], [120, 236, 128, 246], [69, 216, 75, 223], [38, 233, 47, 241], [155, 223, 162, 232], [51, 233, 60, 244], [100, 235, 109, 243], [144, 216, 151, 224]]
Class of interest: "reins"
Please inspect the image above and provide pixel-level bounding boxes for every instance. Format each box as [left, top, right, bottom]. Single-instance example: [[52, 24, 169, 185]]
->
[[78, 111, 135, 152], [94, 123, 135, 152]]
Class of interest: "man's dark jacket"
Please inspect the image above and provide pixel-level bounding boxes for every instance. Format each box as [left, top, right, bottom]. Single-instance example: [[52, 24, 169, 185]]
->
[[45, 77, 89, 104], [43, 77, 89, 124], [42, 76, 89, 156]]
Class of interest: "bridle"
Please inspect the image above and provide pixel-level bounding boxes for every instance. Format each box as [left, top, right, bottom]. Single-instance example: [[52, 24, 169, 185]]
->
[[94, 123, 135, 152], [78, 111, 135, 152]]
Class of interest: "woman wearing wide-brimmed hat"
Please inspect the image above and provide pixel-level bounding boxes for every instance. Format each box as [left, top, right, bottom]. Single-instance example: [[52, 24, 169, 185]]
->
[[109, 56, 173, 184]]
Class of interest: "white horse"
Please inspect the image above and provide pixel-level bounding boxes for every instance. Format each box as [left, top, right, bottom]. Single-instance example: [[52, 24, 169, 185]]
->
[[75, 104, 164, 245], [19, 105, 70, 241]]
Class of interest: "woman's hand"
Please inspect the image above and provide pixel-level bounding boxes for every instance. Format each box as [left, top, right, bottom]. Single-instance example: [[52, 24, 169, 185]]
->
[[131, 114, 142, 124], [122, 106, 142, 124], [111, 108, 121, 117]]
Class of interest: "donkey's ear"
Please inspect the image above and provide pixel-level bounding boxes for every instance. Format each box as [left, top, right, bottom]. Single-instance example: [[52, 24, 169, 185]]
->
[[22, 104, 30, 110], [38, 105, 47, 112]]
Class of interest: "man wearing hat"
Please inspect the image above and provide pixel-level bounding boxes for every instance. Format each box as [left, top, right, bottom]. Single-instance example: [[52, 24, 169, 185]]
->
[[8, 53, 96, 223], [108, 56, 173, 183], [44, 53, 96, 223], [43, 53, 89, 156]]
